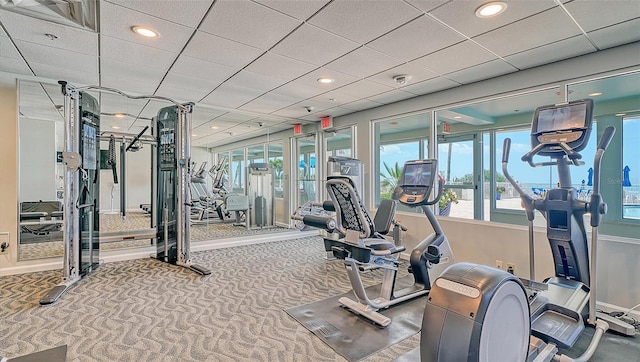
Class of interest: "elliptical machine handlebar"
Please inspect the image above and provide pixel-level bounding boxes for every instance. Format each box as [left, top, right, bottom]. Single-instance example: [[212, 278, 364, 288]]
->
[[589, 126, 615, 228]]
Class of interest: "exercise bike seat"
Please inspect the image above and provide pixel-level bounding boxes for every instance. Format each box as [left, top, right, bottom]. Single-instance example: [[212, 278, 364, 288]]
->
[[373, 199, 396, 235]]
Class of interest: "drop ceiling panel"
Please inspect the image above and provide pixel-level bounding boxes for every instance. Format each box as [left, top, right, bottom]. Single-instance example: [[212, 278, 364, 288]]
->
[[100, 1, 194, 52], [225, 70, 288, 93], [335, 79, 394, 99], [315, 89, 360, 106], [200, 0, 301, 50], [244, 52, 317, 81], [101, 59, 164, 94], [253, 0, 331, 20], [170, 55, 237, 83], [272, 104, 321, 119], [315, 106, 354, 118], [293, 67, 359, 93], [445, 59, 518, 84], [428, 0, 558, 38], [340, 98, 383, 111], [270, 24, 359, 66], [239, 92, 302, 114], [473, 8, 582, 57], [504, 36, 596, 70], [100, 35, 176, 71], [271, 81, 324, 99], [105, 0, 213, 28], [14, 40, 97, 74], [0, 37, 32, 75], [564, 0, 640, 32], [200, 83, 265, 109], [367, 62, 439, 88], [324, 46, 403, 78], [308, 0, 422, 44], [400, 76, 460, 96], [367, 15, 465, 62], [156, 73, 220, 103], [367, 89, 416, 105], [192, 108, 228, 128], [411, 40, 497, 75], [588, 19, 640, 50], [0, 11, 97, 55], [183, 31, 263, 68]]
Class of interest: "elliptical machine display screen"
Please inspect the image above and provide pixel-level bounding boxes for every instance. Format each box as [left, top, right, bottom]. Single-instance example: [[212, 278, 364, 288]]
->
[[159, 128, 175, 170], [531, 99, 593, 155]]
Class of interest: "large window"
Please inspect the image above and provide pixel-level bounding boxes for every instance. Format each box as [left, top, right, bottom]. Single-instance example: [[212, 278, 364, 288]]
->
[[622, 116, 640, 220], [268, 143, 284, 198], [373, 113, 430, 207]]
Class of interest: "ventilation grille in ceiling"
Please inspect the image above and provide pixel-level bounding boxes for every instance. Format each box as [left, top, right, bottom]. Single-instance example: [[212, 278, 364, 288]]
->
[[0, 0, 97, 32]]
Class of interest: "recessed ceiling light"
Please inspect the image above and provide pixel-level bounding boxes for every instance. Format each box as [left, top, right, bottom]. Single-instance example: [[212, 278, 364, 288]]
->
[[192, 134, 198, 137], [111, 126, 120, 130], [131, 25, 160, 38], [114, 113, 125, 118], [588, 92, 602, 96], [211, 126, 219, 129], [454, 116, 462, 119], [615, 113, 626, 116], [389, 121, 398, 126], [475, 2, 507, 18], [317, 78, 334, 84]]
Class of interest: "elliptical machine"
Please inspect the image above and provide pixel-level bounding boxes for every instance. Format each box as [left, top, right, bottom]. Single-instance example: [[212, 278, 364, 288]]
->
[[420, 99, 627, 361], [325, 159, 454, 327]]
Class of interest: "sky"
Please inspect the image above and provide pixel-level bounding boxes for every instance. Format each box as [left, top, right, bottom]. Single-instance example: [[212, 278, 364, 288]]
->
[[380, 117, 639, 189]]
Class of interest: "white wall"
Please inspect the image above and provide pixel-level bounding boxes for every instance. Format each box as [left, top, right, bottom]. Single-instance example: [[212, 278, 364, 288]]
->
[[19, 118, 57, 202]]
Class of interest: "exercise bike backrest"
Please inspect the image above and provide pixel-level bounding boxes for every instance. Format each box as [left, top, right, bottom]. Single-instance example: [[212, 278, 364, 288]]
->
[[392, 159, 443, 207]]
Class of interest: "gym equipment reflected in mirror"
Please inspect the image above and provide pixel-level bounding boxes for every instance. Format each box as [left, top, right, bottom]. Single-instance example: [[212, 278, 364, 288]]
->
[[17, 80, 293, 261]]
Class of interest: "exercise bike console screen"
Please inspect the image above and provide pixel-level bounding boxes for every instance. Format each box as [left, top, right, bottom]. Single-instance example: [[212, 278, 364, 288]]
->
[[531, 99, 593, 155], [395, 159, 437, 206]]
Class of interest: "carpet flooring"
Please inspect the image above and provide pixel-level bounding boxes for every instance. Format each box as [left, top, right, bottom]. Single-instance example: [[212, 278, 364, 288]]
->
[[1, 236, 420, 361]]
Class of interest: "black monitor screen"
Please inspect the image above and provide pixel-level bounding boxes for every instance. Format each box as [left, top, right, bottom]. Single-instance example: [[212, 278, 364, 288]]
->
[[401, 162, 435, 186], [534, 102, 588, 134]]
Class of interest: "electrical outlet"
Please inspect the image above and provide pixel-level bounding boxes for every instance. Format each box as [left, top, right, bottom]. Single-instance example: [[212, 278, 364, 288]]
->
[[495, 260, 503, 269], [507, 263, 516, 275]]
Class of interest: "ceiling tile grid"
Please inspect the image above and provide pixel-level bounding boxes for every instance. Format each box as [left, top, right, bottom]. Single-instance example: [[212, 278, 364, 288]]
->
[[238, 92, 303, 114], [100, 59, 166, 94], [244, 51, 317, 81], [100, 35, 177, 71], [400, 76, 461, 96], [100, 1, 194, 52], [324, 46, 404, 78], [199, 82, 266, 109], [169, 55, 237, 84], [411, 40, 497, 75], [445, 59, 518, 84], [367, 62, 439, 88], [104, 0, 214, 28], [183, 30, 264, 69], [0, 35, 32, 75], [587, 19, 640, 50], [504, 35, 597, 70], [366, 15, 466, 62], [472, 7, 583, 57], [199, 0, 301, 50], [0, 10, 97, 55], [270, 23, 359, 66], [427, 0, 558, 38], [15, 40, 98, 78], [252, 0, 331, 21], [563, 0, 640, 33], [156, 72, 223, 103], [307, 0, 422, 44]]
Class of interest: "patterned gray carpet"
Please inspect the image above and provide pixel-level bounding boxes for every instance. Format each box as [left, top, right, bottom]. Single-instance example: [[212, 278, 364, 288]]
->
[[0, 236, 421, 361]]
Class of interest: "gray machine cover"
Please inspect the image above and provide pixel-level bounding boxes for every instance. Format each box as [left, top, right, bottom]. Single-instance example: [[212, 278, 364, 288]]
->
[[421, 262, 530, 362]]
